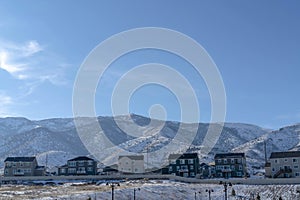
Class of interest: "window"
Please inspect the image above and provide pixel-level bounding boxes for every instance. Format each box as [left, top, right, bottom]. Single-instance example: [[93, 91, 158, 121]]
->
[[190, 172, 195, 177], [78, 167, 85, 172], [237, 158, 241, 164], [24, 168, 31, 173], [293, 159, 298, 163], [5, 162, 11, 167], [180, 159, 185, 164], [239, 165, 243, 170], [294, 165, 299, 169], [61, 168, 66, 173], [231, 159, 234, 164], [68, 168, 76, 173], [275, 159, 278, 164], [231, 165, 235, 170], [20, 162, 23, 167], [181, 165, 188, 170], [88, 160, 94, 165], [224, 159, 227, 164], [176, 166, 180, 171], [284, 159, 288, 163], [12, 162, 16, 167], [68, 161, 76, 167], [236, 172, 242, 176], [272, 168, 275, 172], [190, 165, 194, 170], [216, 166, 224, 170], [296, 172, 300, 177], [188, 159, 194, 164], [135, 168, 138, 172], [87, 167, 93, 172], [169, 166, 173, 171], [217, 159, 221, 163], [78, 161, 85, 166], [170, 160, 176, 164]]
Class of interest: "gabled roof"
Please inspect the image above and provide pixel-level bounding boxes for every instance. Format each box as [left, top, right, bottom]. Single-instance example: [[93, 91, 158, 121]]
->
[[68, 156, 95, 161], [168, 153, 199, 160], [214, 153, 245, 159], [270, 151, 300, 159], [4, 157, 36, 162], [119, 155, 144, 160]]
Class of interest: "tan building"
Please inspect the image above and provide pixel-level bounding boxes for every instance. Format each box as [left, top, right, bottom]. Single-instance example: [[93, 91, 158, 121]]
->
[[267, 151, 300, 178], [118, 155, 144, 173], [4, 157, 45, 176]]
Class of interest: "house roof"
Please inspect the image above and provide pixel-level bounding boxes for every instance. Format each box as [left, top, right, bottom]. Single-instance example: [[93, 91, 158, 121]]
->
[[68, 156, 95, 161], [4, 157, 36, 162], [214, 153, 245, 159], [168, 153, 199, 160], [35, 166, 45, 170], [270, 151, 300, 159], [59, 164, 68, 168], [119, 155, 144, 160]]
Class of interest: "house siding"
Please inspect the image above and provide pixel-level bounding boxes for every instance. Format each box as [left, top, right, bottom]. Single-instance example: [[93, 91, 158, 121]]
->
[[4, 157, 45, 177], [168, 153, 199, 177], [268, 151, 300, 178], [58, 157, 97, 176], [118, 155, 145, 173], [214, 153, 247, 178]]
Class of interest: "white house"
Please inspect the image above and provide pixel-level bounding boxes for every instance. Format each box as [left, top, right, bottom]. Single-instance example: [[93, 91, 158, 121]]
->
[[266, 151, 300, 178], [118, 155, 144, 173]]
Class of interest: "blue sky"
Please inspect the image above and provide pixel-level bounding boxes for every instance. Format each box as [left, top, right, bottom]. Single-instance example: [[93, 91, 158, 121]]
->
[[0, 1, 299, 129]]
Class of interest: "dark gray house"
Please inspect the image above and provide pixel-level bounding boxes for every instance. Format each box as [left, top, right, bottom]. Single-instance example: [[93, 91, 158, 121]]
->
[[58, 156, 97, 176], [168, 153, 199, 177], [4, 157, 45, 176], [199, 162, 215, 178], [214, 153, 247, 178]]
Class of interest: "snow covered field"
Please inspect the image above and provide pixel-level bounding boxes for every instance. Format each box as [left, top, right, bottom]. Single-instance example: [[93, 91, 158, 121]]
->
[[0, 180, 300, 200]]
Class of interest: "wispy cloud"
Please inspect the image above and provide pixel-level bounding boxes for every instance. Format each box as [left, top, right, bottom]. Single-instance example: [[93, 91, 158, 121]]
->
[[0, 39, 70, 89], [0, 38, 71, 117], [0, 92, 14, 117], [0, 39, 68, 84]]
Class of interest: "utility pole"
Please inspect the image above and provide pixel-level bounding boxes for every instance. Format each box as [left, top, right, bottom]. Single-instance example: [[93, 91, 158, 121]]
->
[[220, 181, 232, 200], [106, 182, 120, 200], [206, 189, 214, 200], [264, 141, 267, 164], [133, 188, 140, 200], [46, 154, 48, 171], [194, 191, 200, 200]]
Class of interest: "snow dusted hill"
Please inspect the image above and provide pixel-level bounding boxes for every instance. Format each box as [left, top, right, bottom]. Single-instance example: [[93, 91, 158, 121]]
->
[[0, 114, 299, 171], [233, 124, 300, 167]]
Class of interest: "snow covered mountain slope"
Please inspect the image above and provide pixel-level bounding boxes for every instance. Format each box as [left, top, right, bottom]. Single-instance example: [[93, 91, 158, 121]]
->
[[233, 123, 300, 167], [0, 114, 298, 170]]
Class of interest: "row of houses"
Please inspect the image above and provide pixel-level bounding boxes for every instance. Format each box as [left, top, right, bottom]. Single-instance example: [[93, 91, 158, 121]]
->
[[3, 155, 144, 177], [4, 150, 300, 179]]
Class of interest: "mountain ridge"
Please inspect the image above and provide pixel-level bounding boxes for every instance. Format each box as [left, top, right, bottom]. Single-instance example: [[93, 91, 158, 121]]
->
[[0, 114, 299, 173]]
